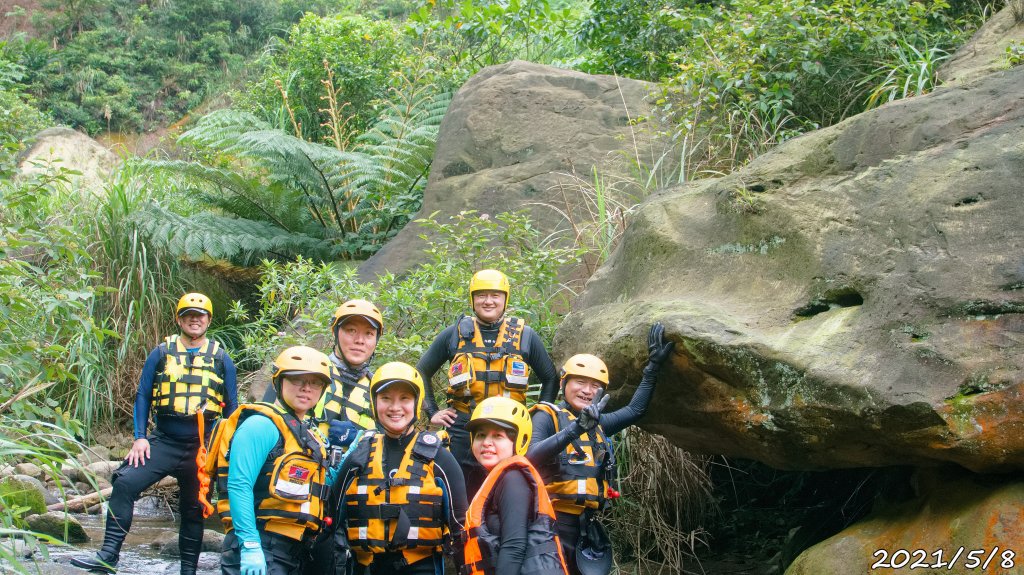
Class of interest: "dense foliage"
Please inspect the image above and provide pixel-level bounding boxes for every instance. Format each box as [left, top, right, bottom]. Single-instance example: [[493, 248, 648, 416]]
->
[[4, 0, 339, 133]]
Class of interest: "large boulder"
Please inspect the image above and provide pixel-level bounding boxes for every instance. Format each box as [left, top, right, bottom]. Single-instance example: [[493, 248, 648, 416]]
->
[[17, 127, 119, 190], [555, 64, 1024, 472], [786, 471, 1024, 575], [359, 60, 660, 278]]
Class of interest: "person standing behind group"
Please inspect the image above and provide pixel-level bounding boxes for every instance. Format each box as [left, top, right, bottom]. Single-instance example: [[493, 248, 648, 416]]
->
[[527, 323, 674, 575], [331, 362, 468, 575], [463, 396, 569, 575], [264, 299, 382, 432], [218, 346, 344, 575], [71, 293, 238, 575], [417, 269, 559, 496]]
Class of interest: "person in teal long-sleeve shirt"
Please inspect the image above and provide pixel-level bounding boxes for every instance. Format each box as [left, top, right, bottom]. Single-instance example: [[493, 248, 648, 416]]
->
[[219, 346, 357, 575]]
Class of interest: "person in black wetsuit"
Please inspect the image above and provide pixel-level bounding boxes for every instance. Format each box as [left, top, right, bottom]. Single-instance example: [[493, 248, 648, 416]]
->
[[527, 323, 674, 575], [417, 269, 559, 496], [463, 396, 568, 575], [330, 362, 467, 575], [71, 293, 239, 575]]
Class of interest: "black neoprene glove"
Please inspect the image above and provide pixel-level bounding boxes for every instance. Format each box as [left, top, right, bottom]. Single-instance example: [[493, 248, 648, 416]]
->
[[647, 322, 675, 368], [576, 388, 610, 431]]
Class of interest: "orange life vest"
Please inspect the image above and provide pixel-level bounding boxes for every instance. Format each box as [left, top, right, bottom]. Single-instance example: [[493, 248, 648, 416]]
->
[[464, 456, 569, 575]]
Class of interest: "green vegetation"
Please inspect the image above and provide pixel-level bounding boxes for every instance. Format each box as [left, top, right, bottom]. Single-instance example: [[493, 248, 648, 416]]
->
[[0, 0, 1006, 571]]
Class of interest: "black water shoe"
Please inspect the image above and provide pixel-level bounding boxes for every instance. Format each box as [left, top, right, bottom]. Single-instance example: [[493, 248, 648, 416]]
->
[[70, 555, 118, 574]]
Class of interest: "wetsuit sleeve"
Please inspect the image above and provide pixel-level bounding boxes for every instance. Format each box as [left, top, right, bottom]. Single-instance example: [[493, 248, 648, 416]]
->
[[221, 351, 239, 417], [133, 346, 164, 440], [416, 325, 457, 417], [522, 328, 559, 404], [600, 363, 658, 437], [526, 409, 578, 466], [493, 470, 532, 575], [433, 448, 468, 541], [227, 415, 281, 544]]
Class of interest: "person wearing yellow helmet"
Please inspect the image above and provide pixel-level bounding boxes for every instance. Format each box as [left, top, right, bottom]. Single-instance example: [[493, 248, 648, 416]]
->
[[219, 346, 348, 575], [264, 298, 381, 431], [527, 323, 675, 575], [416, 269, 560, 496], [328, 362, 468, 575], [72, 293, 239, 575], [463, 397, 569, 575]]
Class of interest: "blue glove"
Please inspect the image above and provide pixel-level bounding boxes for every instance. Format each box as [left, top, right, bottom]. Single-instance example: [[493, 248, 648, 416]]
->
[[240, 545, 266, 575], [329, 420, 358, 448]]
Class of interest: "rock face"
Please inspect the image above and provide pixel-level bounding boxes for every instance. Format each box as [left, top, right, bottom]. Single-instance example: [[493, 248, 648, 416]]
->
[[359, 60, 660, 278], [555, 65, 1024, 472], [786, 471, 1024, 575], [937, 4, 1024, 86]]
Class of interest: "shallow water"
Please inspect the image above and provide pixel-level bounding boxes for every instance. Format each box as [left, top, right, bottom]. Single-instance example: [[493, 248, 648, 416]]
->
[[42, 513, 223, 575]]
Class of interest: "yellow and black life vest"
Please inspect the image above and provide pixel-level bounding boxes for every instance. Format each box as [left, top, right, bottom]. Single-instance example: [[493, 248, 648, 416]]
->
[[343, 430, 449, 566], [211, 402, 329, 541], [317, 362, 375, 431], [464, 455, 569, 575], [446, 316, 531, 412], [153, 335, 226, 417], [529, 402, 613, 516]]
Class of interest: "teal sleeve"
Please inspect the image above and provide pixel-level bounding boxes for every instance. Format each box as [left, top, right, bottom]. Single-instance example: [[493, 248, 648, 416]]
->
[[227, 415, 281, 544]]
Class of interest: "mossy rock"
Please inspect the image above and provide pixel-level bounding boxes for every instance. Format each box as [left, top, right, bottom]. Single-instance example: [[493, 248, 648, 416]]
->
[[0, 476, 48, 515]]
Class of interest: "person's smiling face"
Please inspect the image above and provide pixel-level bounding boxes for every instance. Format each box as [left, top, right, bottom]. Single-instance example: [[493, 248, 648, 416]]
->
[[472, 423, 516, 471]]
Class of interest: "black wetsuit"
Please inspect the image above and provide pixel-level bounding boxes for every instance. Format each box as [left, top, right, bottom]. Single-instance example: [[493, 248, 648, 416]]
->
[[481, 469, 535, 575]]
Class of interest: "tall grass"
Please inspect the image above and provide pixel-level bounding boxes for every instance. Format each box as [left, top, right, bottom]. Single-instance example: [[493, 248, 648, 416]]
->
[[0, 415, 88, 573], [607, 427, 715, 575]]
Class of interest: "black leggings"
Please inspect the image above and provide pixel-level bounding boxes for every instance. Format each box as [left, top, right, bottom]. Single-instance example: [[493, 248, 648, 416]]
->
[[105, 433, 204, 572], [222, 530, 308, 575]]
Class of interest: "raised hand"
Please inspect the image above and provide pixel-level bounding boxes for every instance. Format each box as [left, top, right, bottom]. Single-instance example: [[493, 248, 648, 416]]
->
[[647, 322, 675, 367]]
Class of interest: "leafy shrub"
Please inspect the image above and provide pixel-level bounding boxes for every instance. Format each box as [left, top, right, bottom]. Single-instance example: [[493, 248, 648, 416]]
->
[[240, 14, 408, 143], [657, 0, 985, 178], [0, 50, 52, 178]]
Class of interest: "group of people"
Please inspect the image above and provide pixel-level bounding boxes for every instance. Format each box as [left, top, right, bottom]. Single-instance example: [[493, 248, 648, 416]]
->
[[71, 270, 675, 575]]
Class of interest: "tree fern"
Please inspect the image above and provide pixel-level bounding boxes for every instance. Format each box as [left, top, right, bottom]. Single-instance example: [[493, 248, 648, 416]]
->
[[138, 82, 451, 263]]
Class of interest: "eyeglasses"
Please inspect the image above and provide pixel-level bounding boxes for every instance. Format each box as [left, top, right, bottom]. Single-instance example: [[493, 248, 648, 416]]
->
[[285, 378, 326, 391]]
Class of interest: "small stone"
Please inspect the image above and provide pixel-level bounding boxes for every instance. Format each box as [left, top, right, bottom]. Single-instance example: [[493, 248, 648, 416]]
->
[[14, 462, 43, 479]]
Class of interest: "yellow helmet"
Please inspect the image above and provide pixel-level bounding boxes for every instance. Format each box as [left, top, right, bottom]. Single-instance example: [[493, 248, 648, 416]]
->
[[469, 269, 510, 306], [560, 354, 609, 388], [467, 397, 532, 456], [176, 293, 213, 317], [271, 346, 332, 399], [369, 362, 425, 422], [330, 299, 384, 336]]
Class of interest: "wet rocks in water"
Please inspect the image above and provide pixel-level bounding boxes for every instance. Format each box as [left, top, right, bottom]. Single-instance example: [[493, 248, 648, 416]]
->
[[25, 512, 89, 543]]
